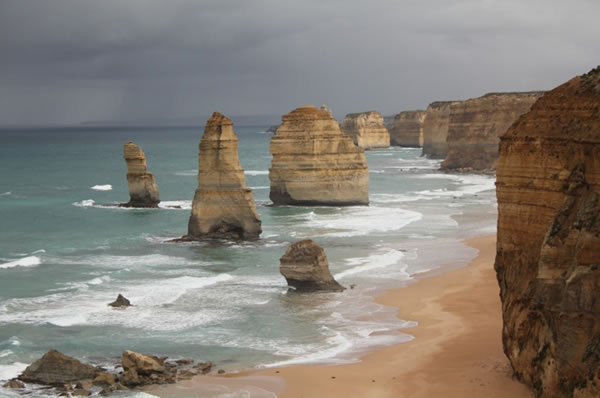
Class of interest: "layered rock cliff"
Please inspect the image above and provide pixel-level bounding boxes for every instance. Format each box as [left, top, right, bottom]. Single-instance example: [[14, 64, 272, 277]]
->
[[184, 112, 261, 240], [389, 110, 427, 147], [269, 105, 369, 206], [280, 240, 345, 292], [421, 101, 457, 158], [340, 111, 390, 149], [495, 67, 600, 398], [441, 91, 543, 171], [122, 142, 160, 207]]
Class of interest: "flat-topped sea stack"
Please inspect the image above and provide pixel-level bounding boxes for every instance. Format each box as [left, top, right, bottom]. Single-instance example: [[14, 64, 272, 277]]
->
[[269, 105, 369, 206], [340, 111, 390, 149], [122, 142, 160, 208], [495, 67, 600, 397], [280, 240, 345, 292], [184, 112, 261, 240], [441, 91, 543, 171], [421, 101, 458, 158], [389, 110, 427, 147]]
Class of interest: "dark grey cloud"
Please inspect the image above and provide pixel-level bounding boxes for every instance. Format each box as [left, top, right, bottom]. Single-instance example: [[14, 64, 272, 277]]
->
[[0, 0, 598, 124]]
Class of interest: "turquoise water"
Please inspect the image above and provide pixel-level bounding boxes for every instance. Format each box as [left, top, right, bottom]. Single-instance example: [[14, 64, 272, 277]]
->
[[0, 126, 497, 396]]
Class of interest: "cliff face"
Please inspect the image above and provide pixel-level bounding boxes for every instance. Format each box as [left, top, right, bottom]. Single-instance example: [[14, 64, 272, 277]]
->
[[122, 142, 160, 208], [269, 105, 369, 206], [389, 110, 427, 147], [495, 68, 600, 398], [340, 111, 390, 149], [441, 92, 543, 171], [421, 101, 457, 158], [185, 112, 261, 240]]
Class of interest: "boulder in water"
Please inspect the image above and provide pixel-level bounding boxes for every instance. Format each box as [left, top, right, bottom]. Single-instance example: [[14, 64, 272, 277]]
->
[[108, 294, 131, 308]]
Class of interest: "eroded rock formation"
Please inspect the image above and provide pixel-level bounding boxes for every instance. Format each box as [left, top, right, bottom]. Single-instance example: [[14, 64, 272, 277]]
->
[[280, 240, 345, 292], [441, 91, 543, 171], [340, 111, 390, 149], [495, 67, 600, 398], [389, 110, 427, 147], [184, 112, 261, 240], [421, 101, 458, 158], [269, 105, 369, 206], [122, 142, 160, 208]]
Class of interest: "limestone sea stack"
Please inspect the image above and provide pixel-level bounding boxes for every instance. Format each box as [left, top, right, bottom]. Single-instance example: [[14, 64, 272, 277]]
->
[[340, 111, 390, 149], [441, 91, 543, 171], [280, 240, 345, 292], [184, 112, 261, 240], [122, 142, 160, 207], [389, 110, 427, 147], [269, 105, 369, 206], [421, 101, 459, 158], [495, 67, 600, 397]]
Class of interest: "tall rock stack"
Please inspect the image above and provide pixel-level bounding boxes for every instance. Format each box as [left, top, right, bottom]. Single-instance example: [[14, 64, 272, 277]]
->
[[441, 92, 543, 171], [122, 142, 160, 208], [421, 101, 458, 158], [340, 111, 390, 149], [495, 67, 600, 398], [185, 112, 262, 240], [389, 110, 427, 147], [269, 105, 369, 206]]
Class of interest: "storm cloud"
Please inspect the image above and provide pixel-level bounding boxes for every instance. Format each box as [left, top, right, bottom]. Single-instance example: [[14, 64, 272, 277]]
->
[[0, 0, 598, 124]]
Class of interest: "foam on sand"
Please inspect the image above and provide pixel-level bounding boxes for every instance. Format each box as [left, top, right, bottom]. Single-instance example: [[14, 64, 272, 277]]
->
[[90, 184, 112, 191]]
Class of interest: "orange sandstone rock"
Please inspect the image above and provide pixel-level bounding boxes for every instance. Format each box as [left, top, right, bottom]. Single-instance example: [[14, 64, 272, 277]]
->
[[340, 111, 390, 149], [389, 110, 427, 147]]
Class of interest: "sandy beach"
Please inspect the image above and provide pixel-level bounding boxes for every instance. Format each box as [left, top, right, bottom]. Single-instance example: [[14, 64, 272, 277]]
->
[[152, 235, 533, 398]]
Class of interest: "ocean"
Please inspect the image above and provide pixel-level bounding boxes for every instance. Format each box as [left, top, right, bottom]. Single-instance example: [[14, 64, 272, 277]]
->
[[0, 126, 497, 397]]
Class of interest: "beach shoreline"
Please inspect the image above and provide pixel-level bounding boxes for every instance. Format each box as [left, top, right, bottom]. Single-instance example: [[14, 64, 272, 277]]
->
[[151, 234, 533, 398]]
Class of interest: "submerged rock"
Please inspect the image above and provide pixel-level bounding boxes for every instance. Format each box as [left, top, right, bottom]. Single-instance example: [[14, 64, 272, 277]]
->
[[495, 66, 600, 397], [340, 111, 390, 149], [18, 350, 100, 385], [182, 112, 262, 241], [3, 379, 25, 389], [108, 294, 131, 308], [280, 240, 345, 292], [269, 105, 369, 206], [121, 142, 160, 208]]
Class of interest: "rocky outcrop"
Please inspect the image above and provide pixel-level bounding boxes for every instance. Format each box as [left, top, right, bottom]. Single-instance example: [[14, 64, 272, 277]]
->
[[280, 240, 345, 292], [421, 101, 458, 158], [389, 110, 427, 147], [18, 350, 101, 385], [269, 105, 369, 206], [121, 142, 160, 208], [15, 349, 213, 395], [340, 111, 390, 149], [495, 67, 600, 398], [2, 379, 25, 389], [183, 112, 262, 240], [441, 91, 543, 171], [108, 294, 131, 308]]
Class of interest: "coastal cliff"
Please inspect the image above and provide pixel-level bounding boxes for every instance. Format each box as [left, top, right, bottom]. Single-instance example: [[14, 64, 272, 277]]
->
[[340, 111, 390, 149], [184, 112, 261, 240], [389, 110, 427, 147], [495, 67, 600, 397], [122, 142, 160, 208], [421, 101, 457, 158], [269, 105, 369, 206], [441, 92, 543, 171]]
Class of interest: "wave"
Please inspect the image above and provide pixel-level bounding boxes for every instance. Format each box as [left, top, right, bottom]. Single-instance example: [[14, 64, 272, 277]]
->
[[0, 362, 28, 382], [158, 200, 192, 210], [90, 184, 112, 191], [0, 191, 11, 196], [173, 169, 197, 176], [249, 186, 269, 190], [72, 199, 192, 210], [0, 256, 42, 269], [244, 170, 269, 176], [295, 206, 422, 238], [335, 250, 408, 280]]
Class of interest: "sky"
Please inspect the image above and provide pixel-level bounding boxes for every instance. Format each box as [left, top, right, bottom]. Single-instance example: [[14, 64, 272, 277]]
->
[[0, 0, 598, 125]]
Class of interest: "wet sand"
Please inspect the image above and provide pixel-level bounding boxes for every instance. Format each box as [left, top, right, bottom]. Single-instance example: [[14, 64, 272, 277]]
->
[[152, 235, 533, 398]]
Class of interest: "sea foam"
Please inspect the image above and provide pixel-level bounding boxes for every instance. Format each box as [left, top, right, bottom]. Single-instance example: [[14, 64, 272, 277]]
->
[[90, 184, 112, 191], [0, 256, 42, 269]]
